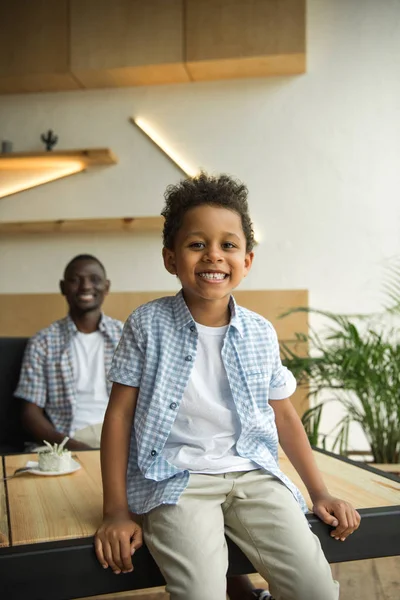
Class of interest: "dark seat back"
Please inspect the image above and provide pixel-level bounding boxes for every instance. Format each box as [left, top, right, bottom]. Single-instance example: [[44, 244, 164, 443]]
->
[[0, 337, 29, 454]]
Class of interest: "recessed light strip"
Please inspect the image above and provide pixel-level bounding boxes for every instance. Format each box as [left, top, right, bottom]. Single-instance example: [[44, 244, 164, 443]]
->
[[130, 117, 199, 178], [0, 161, 85, 199]]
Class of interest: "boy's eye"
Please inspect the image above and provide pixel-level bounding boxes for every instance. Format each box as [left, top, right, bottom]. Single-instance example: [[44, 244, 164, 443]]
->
[[222, 242, 236, 249], [189, 242, 205, 249]]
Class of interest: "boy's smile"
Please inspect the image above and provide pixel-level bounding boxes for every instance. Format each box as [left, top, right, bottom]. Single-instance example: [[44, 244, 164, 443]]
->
[[163, 205, 254, 319]]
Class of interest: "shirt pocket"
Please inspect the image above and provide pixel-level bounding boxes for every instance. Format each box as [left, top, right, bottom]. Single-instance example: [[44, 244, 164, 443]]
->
[[245, 369, 271, 406]]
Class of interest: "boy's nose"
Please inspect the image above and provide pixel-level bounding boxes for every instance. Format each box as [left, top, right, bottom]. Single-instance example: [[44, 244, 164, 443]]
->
[[203, 247, 223, 262]]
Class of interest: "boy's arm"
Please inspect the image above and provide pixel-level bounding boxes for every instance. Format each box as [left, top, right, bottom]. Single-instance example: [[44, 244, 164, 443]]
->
[[270, 398, 361, 541], [95, 382, 142, 574]]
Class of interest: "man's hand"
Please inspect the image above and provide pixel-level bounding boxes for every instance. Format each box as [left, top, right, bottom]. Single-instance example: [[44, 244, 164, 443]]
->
[[312, 492, 361, 541], [94, 512, 143, 574], [65, 438, 92, 451]]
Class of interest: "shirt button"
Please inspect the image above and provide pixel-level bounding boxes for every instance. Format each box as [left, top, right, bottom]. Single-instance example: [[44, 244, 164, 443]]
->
[[151, 450, 157, 457], [185, 355, 192, 361], [170, 402, 177, 409], [190, 325, 196, 332]]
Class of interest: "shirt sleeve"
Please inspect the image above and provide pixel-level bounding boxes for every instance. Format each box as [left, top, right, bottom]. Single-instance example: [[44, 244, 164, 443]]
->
[[14, 336, 47, 407], [108, 314, 144, 388], [268, 323, 297, 400]]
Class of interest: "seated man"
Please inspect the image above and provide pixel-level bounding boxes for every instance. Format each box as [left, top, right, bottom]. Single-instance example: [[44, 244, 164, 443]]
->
[[15, 254, 123, 450]]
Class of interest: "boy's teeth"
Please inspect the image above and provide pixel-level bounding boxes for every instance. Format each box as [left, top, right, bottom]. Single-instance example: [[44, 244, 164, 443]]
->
[[199, 272, 226, 280]]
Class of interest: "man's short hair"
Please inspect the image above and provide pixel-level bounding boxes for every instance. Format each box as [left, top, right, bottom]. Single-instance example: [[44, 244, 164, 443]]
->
[[63, 254, 107, 279]]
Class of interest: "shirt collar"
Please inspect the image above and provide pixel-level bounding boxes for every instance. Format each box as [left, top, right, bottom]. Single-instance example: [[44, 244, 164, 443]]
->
[[172, 290, 244, 337], [63, 313, 109, 337]]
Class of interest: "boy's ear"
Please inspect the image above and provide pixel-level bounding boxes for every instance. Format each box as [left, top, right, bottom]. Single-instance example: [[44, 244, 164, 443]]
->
[[59, 280, 66, 296], [243, 251, 254, 277], [162, 247, 177, 275]]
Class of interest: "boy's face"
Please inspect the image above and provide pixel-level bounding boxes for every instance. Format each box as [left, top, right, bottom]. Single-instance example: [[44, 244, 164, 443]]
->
[[163, 205, 254, 306]]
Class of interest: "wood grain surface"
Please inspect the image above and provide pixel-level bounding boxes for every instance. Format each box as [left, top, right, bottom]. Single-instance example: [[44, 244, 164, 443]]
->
[[4, 450, 400, 547], [0, 459, 10, 547], [278, 449, 400, 509], [4, 452, 102, 546]]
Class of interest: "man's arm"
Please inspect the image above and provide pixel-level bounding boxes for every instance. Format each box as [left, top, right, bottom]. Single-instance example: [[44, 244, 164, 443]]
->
[[95, 382, 142, 574], [270, 398, 361, 541], [16, 336, 90, 450], [20, 401, 90, 450]]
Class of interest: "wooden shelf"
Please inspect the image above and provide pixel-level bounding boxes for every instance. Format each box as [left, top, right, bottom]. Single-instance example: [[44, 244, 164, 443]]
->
[[0, 148, 117, 169], [0, 216, 163, 235], [0, 148, 117, 198]]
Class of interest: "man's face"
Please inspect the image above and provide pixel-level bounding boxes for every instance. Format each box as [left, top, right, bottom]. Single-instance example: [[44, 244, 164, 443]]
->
[[60, 259, 110, 314]]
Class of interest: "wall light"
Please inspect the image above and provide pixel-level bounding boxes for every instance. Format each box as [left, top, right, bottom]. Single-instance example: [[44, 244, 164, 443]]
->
[[130, 117, 199, 178], [0, 160, 85, 199], [253, 228, 262, 245], [0, 149, 117, 199]]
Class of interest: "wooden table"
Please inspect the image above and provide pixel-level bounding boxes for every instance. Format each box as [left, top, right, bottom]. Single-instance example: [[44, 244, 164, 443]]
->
[[1, 450, 399, 600]]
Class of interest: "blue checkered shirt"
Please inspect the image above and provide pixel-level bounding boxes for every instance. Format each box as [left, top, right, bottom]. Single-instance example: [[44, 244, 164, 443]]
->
[[109, 291, 307, 514], [15, 314, 123, 435]]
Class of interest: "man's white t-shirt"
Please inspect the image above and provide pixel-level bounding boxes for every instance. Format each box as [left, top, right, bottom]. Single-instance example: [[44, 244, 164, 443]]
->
[[163, 322, 258, 473], [70, 331, 109, 435]]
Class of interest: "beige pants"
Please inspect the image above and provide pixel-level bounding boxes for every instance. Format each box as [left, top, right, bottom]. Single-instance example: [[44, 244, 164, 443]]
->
[[143, 470, 339, 600], [73, 422, 103, 448]]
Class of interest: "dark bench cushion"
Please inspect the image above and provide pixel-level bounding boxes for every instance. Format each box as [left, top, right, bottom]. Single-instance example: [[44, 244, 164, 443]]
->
[[0, 337, 29, 453]]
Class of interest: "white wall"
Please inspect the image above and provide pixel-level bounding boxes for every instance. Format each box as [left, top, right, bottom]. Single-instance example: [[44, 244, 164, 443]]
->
[[1, 0, 399, 448]]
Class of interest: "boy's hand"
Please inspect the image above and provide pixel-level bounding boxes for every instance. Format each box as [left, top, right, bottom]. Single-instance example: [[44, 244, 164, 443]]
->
[[95, 513, 143, 574], [312, 492, 361, 541]]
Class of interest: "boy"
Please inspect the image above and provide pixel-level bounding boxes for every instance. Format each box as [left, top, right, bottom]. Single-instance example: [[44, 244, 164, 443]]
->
[[95, 174, 360, 600]]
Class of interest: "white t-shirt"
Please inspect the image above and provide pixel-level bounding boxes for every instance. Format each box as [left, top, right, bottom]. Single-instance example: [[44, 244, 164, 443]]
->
[[70, 331, 109, 435], [162, 322, 258, 474]]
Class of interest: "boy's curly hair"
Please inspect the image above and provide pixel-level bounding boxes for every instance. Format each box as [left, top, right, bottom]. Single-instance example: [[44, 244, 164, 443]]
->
[[161, 173, 255, 252]]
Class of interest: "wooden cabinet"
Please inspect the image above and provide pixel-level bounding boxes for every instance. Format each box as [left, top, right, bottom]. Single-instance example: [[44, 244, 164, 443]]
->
[[185, 0, 306, 81], [0, 0, 306, 93], [0, 0, 80, 93], [69, 0, 189, 87]]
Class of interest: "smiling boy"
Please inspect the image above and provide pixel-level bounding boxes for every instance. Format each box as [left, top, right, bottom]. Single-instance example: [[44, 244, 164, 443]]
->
[[95, 174, 360, 600]]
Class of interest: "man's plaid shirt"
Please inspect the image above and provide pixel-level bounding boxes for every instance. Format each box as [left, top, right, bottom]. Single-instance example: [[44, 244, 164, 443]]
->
[[109, 291, 307, 515], [15, 314, 123, 435]]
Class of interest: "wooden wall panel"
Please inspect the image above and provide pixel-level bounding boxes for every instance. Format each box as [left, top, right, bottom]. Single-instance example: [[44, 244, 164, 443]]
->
[[0, 289, 308, 414], [185, 0, 306, 81], [0, 0, 80, 94], [70, 0, 189, 87]]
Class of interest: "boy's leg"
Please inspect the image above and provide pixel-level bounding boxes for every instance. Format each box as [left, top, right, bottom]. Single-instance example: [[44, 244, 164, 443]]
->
[[143, 473, 230, 600], [227, 575, 272, 600], [223, 470, 339, 600]]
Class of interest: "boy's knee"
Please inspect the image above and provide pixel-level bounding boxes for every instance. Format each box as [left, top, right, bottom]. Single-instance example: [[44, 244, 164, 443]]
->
[[167, 573, 227, 600], [283, 577, 339, 600]]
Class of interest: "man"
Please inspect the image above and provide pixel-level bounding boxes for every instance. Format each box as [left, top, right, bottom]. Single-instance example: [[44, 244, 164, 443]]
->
[[15, 254, 123, 450]]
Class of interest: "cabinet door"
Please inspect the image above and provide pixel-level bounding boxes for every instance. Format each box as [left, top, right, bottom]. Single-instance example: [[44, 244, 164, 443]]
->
[[0, 0, 80, 93], [185, 0, 306, 81], [70, 0, 189, 88]]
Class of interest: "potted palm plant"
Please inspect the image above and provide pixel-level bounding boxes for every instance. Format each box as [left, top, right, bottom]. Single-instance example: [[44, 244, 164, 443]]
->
[[281, 303, 400, 466]]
